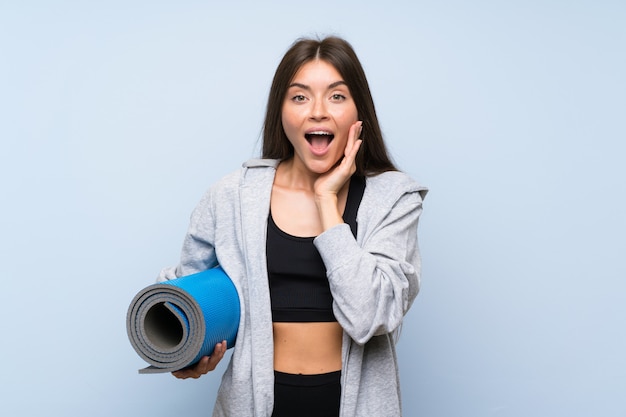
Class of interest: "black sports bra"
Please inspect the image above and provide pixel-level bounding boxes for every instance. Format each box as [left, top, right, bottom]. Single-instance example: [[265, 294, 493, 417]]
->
[[266, 176, 365, 322]]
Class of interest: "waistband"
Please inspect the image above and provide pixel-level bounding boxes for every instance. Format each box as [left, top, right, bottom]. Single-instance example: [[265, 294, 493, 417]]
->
[[274, 370, 341, 387]]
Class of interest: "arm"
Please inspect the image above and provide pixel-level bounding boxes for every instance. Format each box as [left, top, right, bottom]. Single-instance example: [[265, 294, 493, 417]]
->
[[155, 187, 225, 378], [314, 188, 424, 345], [157, 188, 219, 282]]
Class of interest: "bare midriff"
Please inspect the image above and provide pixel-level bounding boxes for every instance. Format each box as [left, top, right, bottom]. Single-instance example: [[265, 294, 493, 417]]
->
[[273, 322, 343, 374]]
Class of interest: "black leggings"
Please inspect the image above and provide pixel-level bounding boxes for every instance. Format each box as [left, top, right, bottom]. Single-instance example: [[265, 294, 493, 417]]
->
[[272, 370, 341, 417]]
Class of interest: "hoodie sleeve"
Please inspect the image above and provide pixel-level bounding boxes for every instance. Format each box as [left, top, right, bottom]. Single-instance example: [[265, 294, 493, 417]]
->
[[314, 181, 426, 345]]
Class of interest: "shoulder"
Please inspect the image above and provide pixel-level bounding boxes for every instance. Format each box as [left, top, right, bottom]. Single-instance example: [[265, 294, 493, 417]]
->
[[364, 170, 428, 202], [193, 159, 278, 212], [242, 158, 280, 169], [356, 171, 428, 222], [353, 171, 428, 245], [210, 159, 279, 191]]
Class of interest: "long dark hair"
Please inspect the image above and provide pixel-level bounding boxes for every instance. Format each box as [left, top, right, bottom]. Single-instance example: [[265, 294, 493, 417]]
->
[[262, 36, 397, 176]]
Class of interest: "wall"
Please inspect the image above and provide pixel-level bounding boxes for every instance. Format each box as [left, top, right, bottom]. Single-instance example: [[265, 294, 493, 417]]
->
[[1, 1, 624, 416]]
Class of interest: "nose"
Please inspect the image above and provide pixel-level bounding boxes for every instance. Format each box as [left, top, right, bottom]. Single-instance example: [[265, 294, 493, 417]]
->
[[309, 98, 329, 121]]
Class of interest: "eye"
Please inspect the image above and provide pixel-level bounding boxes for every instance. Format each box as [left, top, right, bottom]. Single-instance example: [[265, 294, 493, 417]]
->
[[291, 94, 307, 103], [331, 93, 347, 101]]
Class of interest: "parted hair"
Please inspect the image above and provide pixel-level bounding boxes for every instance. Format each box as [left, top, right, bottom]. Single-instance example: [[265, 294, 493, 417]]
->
[[262, 36, 397, 176]]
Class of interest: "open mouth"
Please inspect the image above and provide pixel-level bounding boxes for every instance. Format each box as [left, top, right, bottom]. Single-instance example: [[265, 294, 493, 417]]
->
[[305, 131, 335, 151]]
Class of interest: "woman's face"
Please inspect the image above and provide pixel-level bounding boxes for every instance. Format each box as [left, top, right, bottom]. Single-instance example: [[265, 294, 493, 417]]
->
[[281, 59, 358, 175]]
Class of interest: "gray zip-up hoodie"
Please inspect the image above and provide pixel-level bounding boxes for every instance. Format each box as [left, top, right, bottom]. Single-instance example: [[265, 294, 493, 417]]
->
[[158, 158, 427, 416]]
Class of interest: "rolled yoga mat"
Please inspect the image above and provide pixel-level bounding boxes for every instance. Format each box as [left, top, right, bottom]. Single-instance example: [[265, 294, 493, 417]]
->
[[126, 266, 240, 374]]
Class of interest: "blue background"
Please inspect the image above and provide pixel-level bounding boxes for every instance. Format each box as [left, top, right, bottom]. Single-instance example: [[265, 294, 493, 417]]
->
[[1, 1, 624, 416]]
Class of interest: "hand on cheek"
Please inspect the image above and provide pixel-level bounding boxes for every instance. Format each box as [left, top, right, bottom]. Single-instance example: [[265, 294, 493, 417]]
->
[[314, 121, 363, 231], [315, 120, 363, 197]]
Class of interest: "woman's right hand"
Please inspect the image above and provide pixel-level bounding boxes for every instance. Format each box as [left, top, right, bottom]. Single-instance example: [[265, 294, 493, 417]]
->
[[172, 340, 227, 379]]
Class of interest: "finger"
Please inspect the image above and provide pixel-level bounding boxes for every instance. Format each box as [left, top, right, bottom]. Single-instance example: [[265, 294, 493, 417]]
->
[[172, 340, 228, 378], [189, 341, 226, 375], [172, 356, 210, 379], [349, 139, 363, 158], [205, 341, 227, 371], [342, 138, 363, 169], [346, 121, 363, 155]]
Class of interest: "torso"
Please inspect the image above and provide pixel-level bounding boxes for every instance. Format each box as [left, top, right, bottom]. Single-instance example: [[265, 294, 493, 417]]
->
[[269, 162, 349, 375], [272, 322, 343, 374]]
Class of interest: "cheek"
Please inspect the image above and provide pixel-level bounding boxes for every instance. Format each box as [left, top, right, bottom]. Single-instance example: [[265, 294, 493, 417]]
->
[[336, 110, 359, 131], [281, 106, 302, 128], [281, 118, 303, 149], [336, 105, 359, 124], [281, 110, 295, 135]]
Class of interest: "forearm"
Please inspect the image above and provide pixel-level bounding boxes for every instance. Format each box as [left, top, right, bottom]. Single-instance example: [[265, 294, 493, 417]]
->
[[314, 223, 420, 344], [314, 187, 425, 343]]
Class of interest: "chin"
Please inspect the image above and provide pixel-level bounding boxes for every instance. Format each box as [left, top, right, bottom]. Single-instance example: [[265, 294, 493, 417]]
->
[[306, 158, 339, 175]]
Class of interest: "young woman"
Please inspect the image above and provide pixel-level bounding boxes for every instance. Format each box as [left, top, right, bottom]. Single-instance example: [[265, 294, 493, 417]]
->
[[158, 36, 428, 417]]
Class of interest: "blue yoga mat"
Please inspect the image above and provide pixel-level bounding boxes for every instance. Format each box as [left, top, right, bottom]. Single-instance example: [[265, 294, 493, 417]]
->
[[126, 267, 240, 374]]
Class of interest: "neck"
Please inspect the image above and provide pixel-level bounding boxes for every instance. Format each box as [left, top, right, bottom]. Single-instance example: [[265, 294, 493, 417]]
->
[[276, 158, 320, 191]]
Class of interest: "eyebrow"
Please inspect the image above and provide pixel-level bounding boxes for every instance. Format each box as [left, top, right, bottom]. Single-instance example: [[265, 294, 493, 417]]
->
[[288, 81, 348, 90]]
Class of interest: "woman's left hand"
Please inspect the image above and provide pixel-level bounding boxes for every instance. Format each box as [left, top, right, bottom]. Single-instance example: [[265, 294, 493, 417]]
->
[[314, 120, 363, 231], [314, 120, 363, 199]]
